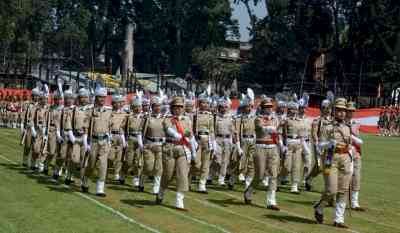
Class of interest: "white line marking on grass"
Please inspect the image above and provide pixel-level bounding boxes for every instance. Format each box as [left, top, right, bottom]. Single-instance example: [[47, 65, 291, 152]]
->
[[0, 154, 162, 233], [190, 197, 298, 233], [210, 190, 362, 233], [75, 192, 162, 233], [163, 207, 233, 233]]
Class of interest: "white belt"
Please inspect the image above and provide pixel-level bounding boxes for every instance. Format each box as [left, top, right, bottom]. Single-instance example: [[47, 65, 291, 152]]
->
[[256, 144, 276, 149], [287, 139, 301, 144]]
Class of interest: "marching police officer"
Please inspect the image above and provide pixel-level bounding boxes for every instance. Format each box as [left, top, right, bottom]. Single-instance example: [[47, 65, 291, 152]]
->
[[156, 96, 196, 211], [80, 86, 112, 196], [314, 98, 354, 228], [244, 97, 281, 210]]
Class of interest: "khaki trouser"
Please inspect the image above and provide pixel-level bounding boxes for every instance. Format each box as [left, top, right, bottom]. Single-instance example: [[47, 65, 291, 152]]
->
[[81, 139, 110, 183], [306, 145, 323, 181], [22, 129, 33, 165], [32, 133, 45, 162], [318, 153, 352, 207], [302, 140, 312, 178], [122, 137, 143, 178], [188, 136, 209, 179], [109, 136, 124, 177], [161, 143, 189, 192], [68, 137, 86, 177], [45, 129, 58, 166], [238, 140, 255, 179], [142, 143, 163, 177], [244, 145, 280, 200], [352, 154, 361, 191], [215, 138, 233, 178], [285, 142, 303, 185], [55, 138, 68, 170]]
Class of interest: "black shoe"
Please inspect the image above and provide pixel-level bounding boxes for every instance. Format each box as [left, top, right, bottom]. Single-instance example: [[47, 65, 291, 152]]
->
[[267, 205, 280, 211], [119, 179, 125, 185], [64, 179, 73, 186], [314, 208, 323, 224], [305, 181, 312, 191], [22, 163, 28, 168], [228, 184, 234, 190], [43, 169, 49, 176], [30, 166, 36, 171], [333, 222, 349, 228], [96, 193, 106, 197], [52, 173, 59, 181], [156, 196, 163, 204], [138, 186, 144, 192], [206, 179, 213, 185], [81, 186, 89, 193], [281, 180, 289, 185]]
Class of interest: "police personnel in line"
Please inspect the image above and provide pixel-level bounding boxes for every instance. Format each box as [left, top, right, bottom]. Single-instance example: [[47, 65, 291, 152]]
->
[[109, 93, 128, 183], [123, 93, 146, 187], [80, 86, 112, 196], [193, 90, 215, 193], [313, 98, 359, 228], [244, 97, 281, 210]]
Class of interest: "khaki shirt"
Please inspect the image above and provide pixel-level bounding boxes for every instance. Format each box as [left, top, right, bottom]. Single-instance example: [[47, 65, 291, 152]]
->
[[90, 106, 112, 135], [65, 105, 91, 135], [194, 111, 214, 136], [280, 116, 305, 140], [255, 114, 280, 142], [163, 115, 192, 141], [126, 113, 146, 136], [110, 109, 128, 134], [215, 113, 235, 137], [34, 104, 49, 132], [328, 121, 352, 150], [237, 113, 256, 139], [47, 105, 63, 132], [311, 116, 332, 143], [143, 114, 166, 140]]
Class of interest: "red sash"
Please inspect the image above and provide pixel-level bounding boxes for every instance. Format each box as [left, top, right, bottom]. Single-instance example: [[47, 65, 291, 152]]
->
[[171, 117, 191, 148]]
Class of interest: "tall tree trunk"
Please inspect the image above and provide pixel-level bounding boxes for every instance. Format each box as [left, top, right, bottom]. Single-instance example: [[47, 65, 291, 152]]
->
[[122, 23, 135, 88]]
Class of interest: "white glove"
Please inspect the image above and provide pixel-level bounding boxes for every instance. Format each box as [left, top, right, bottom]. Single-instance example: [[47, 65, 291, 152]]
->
[[83, 134, 90, 152], [20, 123, 24, 133], [137, 134, 144, 150], [120, 133, 127, 148], [302, 140, 311, 156], [236, 142, 244, 156], [56, 130, 63, 143], [106, 133, 112, 146], [68, 130, 76, 144], [167, 127, 182, 140], [351, 135, 363, 145], [281, 146, 288, 154], [31, 126, 37, 138]]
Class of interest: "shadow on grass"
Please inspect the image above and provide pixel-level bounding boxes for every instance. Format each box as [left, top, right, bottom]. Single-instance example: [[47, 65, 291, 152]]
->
[[0, 162, 26, 171], [286, 199, 315, 206], [107, 185, 134, 192], [264, 214, 316, 224], [46, 185, 74, 194], [206, 198, 264, 209], [121, 199, 157, 209]]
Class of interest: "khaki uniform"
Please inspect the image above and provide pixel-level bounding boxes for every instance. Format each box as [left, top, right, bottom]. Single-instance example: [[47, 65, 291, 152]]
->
[[244, 113, 281, 208], [124, 112, 146, 182], [214, 112, 236, 185], [65, 105, 91, 181], [298, 115, 312, 179], [235, 113, 256, 187], [160, 115, 192, 193], [193, 110, 214, 191], [109, 109, 128, 179], [44, 104, 63, 171], [54, 105, 74, 177], [142, 113, 165, 192], [31, 104, 49, 167], [315, 121, 353, 224], [280, 116, 305, 190], [349, 119, 363, 209], [81, 106, 112, 186], [306, 116, 332, 183], [21, 101, 37, 166]]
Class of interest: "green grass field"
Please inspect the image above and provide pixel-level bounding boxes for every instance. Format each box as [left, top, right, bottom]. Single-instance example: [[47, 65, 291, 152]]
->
[[0, 128, 399, 233]]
